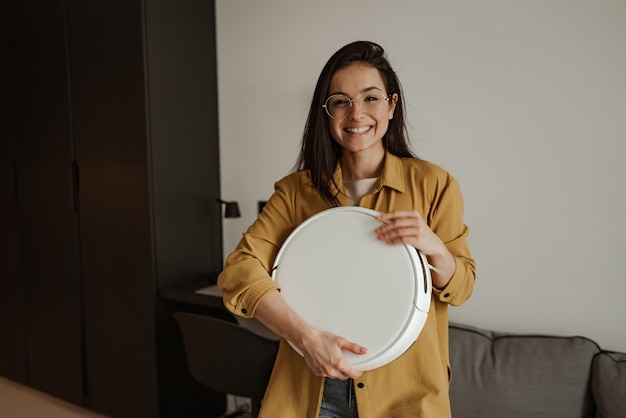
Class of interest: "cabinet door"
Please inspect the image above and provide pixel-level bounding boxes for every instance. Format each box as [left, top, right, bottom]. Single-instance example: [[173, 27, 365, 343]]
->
[[0, 4, 27, 383], [0, 164, 27, 383], [66, 1, 159, 416], [10, 1, 85, 405]]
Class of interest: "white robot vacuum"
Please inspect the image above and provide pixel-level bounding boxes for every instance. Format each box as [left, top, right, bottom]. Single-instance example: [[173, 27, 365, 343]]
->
[[272, 207, 432, 371]]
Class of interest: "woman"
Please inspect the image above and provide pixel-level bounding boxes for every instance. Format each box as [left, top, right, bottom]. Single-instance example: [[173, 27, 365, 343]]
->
[[217, 41, 476, 418]]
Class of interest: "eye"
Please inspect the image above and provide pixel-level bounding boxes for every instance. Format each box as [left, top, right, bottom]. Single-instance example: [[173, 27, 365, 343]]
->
[[330, 96, 351, 108], [364, 95, 380, 102]]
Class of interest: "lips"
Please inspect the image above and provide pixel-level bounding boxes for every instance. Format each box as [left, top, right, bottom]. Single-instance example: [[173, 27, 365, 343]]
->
[[344, 126, 371, 134]]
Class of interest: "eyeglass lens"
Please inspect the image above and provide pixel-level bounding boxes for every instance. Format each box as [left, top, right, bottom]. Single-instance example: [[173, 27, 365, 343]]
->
[[323, 91, 388, 119]]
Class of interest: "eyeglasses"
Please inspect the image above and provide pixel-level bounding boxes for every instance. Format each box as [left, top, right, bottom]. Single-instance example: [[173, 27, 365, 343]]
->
[[322, 90, 391, 119]]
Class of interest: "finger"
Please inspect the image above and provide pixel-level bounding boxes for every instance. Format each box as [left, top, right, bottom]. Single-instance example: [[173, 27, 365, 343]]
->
[[312, 358, 362, 380], [339, 339, 368, 355], [376, 210, 419, 222], [377, 223, 419, 242], [377, 221, 415, 237], [333, 360, 364, 380], [333, 340, 366, 379], [344, 366, 364, 380], [325, 368, 362, 381], [375, 213, 422, 234]]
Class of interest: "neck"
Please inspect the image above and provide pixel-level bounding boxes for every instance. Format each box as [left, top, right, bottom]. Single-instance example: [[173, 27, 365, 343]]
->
[[341, 147, 385, 182]]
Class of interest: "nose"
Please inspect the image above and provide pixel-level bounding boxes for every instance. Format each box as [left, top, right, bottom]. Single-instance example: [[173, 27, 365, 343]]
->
[[348, 100, 366, 120]]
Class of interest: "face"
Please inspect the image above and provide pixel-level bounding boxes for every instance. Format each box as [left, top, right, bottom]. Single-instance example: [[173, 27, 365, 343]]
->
[[326, 63, 397, 157]]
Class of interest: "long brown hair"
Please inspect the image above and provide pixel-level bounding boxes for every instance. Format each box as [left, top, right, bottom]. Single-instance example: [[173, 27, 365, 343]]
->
[[295, 41, 415, 206]]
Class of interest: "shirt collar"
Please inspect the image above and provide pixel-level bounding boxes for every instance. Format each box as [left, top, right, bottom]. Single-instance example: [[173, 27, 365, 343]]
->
[[379, 152, 406, 193], [331, 151, 406, 195]]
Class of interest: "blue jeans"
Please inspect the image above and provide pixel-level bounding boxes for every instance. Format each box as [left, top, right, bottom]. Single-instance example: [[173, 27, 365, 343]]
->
[[319, 378, 358, 418]]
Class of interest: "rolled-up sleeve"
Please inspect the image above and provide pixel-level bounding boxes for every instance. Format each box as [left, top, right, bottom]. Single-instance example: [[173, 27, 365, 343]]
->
[[428, 176, 476, 306], [217, 177, 297, 317]]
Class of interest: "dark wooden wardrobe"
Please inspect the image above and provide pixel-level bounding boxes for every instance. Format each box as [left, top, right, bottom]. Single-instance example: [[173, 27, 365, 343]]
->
[[0, 1, 225, 416]]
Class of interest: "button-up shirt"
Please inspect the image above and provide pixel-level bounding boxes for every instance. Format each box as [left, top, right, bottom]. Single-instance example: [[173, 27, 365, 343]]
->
[[218, 152, 476, 417]]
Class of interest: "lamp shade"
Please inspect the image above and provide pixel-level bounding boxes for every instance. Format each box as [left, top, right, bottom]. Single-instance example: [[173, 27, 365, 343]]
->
[[217, 199, 240, 218]]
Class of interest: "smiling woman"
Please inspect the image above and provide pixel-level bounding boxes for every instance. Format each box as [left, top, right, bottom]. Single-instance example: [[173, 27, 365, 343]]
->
[[217, 40, 475, 418]]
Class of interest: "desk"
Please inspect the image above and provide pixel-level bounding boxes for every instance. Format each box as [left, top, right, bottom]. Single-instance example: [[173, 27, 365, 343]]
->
[[159, 277, 278, 340], [159, 276, 225, 310]]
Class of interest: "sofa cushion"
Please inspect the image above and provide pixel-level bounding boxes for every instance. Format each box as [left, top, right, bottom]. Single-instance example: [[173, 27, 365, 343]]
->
[[592, 351, 626, 418], [449, 322, 600, 418]]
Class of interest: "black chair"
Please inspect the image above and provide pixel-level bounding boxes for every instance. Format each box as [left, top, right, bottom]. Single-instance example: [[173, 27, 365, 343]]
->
[[174, 312, 279, 417]]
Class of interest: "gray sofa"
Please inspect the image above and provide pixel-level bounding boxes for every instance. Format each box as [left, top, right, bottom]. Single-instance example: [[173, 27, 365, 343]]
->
[[448, 322, 626, 418]]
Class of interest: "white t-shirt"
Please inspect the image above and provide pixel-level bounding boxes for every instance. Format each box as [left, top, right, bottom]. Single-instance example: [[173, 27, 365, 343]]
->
[[343, 177, 379, 206]]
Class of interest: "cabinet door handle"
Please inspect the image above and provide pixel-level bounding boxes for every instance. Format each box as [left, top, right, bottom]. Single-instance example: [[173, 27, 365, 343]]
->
[[71, 161, 80, 212], [13, 160, 19, 206]]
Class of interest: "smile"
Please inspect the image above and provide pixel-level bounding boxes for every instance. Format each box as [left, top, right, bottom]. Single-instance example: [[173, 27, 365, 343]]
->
[[344, 126, 371, 134]]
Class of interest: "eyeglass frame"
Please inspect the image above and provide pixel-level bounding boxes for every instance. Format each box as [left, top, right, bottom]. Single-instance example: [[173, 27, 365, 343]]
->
[[322, 90, 393, 120]]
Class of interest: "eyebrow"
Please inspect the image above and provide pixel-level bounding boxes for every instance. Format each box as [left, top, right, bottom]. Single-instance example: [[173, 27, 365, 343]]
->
[[328, 86, 385, 97]]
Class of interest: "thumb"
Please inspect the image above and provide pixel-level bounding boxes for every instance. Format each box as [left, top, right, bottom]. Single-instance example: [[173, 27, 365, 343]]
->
[[339, 339, 368, 355]]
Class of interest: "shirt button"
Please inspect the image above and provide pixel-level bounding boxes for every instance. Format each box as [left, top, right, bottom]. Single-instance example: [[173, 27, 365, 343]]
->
[[443, 293, 450, 298], [357, 382, 365, 388], [241, 308, 248, 314]]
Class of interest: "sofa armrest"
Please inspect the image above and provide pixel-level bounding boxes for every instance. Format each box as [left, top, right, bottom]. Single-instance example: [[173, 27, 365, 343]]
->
[[592, 351, 626, 418]]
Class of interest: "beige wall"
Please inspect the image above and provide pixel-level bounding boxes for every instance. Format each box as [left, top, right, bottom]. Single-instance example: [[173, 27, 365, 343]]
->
[[216, 0, 626, 351]]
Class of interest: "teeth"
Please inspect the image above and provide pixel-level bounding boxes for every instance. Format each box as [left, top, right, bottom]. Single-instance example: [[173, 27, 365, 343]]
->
[[346, 126, 370, 133]]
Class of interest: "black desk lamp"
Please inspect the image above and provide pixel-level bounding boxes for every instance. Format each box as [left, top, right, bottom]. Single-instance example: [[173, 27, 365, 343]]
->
[[217, 199, 241, 218]]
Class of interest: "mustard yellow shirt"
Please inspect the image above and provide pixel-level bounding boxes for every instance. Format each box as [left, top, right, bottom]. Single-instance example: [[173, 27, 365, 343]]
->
[[218, 153, 476, 418]]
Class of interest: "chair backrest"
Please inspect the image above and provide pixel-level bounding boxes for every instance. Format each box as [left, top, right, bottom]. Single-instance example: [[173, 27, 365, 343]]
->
[[174, 312, 279, 400]]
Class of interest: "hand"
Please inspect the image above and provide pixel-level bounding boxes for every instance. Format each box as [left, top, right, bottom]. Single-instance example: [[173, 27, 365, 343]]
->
[[254, 290, 367, 379], [299, 328, 367, 380], [375, 210, 455, 288], [375, 210, 443, 255]]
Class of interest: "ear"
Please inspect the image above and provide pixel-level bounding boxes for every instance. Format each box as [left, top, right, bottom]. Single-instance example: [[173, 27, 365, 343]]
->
[[388, 93, 398, 120]]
